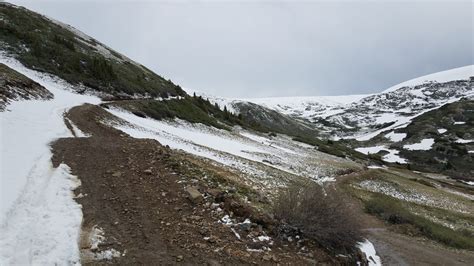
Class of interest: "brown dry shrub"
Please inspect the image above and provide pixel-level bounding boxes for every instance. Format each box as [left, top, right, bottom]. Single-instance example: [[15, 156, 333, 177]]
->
[[273, 181, 362, 254]]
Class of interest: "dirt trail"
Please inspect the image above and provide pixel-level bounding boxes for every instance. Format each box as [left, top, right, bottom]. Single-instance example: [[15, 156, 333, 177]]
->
[[51, 104, 336, 265], [366, 228, 474, 266]]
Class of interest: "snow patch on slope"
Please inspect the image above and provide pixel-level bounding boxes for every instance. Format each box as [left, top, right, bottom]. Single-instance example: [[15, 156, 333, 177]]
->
[[403, 138, 435, 151], [355, 146, 407, 164], [385, 131, 407, 142]]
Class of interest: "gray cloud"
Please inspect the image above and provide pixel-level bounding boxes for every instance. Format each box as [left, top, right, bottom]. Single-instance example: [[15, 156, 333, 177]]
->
[[11, 0, 473, 97]]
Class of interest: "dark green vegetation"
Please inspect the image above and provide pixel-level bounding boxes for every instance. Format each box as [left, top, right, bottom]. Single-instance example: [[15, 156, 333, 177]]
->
[[395, 99, 473, 180], [108, 95, 250, 130], [0, 63, 52, 109], [0, 3, 184, 97], [365, 193, 474, 250]]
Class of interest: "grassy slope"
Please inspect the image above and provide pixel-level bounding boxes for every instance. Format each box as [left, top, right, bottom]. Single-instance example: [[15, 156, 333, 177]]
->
[[0, 3, 184, 98], [396, 99, 473, 179], [344, 168, 474, 250]]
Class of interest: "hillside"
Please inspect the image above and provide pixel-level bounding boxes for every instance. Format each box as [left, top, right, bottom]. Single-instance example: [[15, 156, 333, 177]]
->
[[355, 99, 473, 180], [0, 2, 185, 98]]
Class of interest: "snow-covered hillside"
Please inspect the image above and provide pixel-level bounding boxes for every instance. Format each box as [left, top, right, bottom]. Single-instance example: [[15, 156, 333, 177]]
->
[[106, 108, 358, 192], [205, 65, 473, 141], [383, 65, 473, 93]]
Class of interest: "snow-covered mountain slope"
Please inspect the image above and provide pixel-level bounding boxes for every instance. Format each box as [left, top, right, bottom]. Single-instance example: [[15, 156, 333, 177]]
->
[[0, 55, 100, 264], [106, 107, 359, 192], [243, 94, 369, 119], [207, 66, 473, 141], [383, 65, 473, 93]]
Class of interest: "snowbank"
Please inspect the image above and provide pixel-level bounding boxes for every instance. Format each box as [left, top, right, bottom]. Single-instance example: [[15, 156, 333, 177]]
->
[[0, 55, 100, 264]]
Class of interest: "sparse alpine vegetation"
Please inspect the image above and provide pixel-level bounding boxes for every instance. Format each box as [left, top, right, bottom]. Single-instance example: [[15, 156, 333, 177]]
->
[[0, 3, 185, 98]]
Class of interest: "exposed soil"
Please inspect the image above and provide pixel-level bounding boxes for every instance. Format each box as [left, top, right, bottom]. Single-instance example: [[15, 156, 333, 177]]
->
[[51, 104, 338, 265]]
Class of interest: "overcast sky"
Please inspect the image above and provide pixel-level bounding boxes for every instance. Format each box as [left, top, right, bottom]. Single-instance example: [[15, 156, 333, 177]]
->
[[11, 0, 474, 97]]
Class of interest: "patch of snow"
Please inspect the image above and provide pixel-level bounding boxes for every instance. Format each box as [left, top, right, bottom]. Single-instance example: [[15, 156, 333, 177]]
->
[[382, 149, 407, 164], [460, 180, 474, 186], [455, 138, 473, 144], [367, 165, 386, 169], [66, 117, 90, 137], [403, 138, 435, 151], [358, 239, 381, 266], [230, 228, 241, 240], [385, 131, 407, 142], [383, 65, 473, 93], [355, 146, 407, 164], [220, 215, 233, 225], [94, 249, 121, 260], [0, 55, 100, 264], [89, 226, 105, 251], [353, 114, 414, 141], [454, 121, 466, 125], [246, 248, 264, 253], [437, 128, 447, 134], [355, 146, 386, 155]]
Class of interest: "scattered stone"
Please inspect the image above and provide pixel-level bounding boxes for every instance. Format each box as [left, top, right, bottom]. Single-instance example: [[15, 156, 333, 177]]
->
[[112, 171, 123, 177], [185, 186, 203, 203], [144, 169, 153, 175], [207, 188, 223, 198], [189, 215, 202, 221], [176, 255, 183, 262], [207, 236, 217, 243]]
